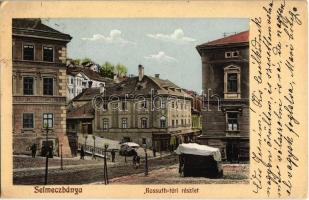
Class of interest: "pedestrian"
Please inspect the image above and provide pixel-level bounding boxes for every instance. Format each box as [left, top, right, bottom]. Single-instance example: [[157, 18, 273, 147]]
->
[[92, 148, 96, 160], [111, 149, 116, 162], [48, 145, 53, 158], [80, 145, 85, 160], [30, 143, 37, 158], [136, 155, 140, 169], [152, 147, 156, 157], [132, 149, 137, 168]]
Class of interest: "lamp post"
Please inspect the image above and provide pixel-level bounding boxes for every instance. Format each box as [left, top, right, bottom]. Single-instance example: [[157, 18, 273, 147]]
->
[[143, 144, 148, 176], [103, 143, 109, 184], [60, 143, 63, 170], [92, 135, 96, 159], [44, 123, 51, 185]]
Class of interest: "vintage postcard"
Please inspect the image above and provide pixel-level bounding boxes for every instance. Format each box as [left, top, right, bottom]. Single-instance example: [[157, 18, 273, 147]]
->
[[0, 0, 307, 198]]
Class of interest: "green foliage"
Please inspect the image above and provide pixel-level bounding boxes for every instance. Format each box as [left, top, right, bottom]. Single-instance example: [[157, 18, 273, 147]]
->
[[115, 63, 128, 77], [100, 62, 115, 79], [100, 62, 128, 79], [81, 57, 93, 66]]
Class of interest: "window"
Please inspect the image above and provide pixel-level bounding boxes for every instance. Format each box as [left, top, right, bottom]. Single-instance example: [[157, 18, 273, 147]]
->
[[103, 119, 109, 130], [141, 100, 147, 109], [225, 51, 239, 58], [171, 101, 175, 108], [142, 138, 146, 144], [23, 113, 34, 129], [121, 101, 127, 111], [23, 77, 34, 95], [161, 100, 166, 109], [227, 112, 238, 131], [43, 77, 53, 95], [71, 78, 73, 84], [43, 113, 53, 128], [224, 65, 241, 99], [112, 102, 118, 109], [172, 120, 175, 127], [232, 51, 239, 57], [103, 102, 108, 110], [122, 118, 128, 128], [43, 46, 53, 62], [181, 119, 184, 125], [227, 73, 238, 92], [23, 44, 34, 60], [176, 120, 178, 126], [141, 118, 148, 128], [160, 116, 166, 128]]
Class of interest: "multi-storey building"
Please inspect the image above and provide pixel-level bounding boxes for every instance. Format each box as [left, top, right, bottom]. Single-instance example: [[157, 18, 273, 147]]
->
[[12, 19, 72, 157], [66, 65, 113, 102], [196, 31, 249, 162], [69, 65, 198, 151]]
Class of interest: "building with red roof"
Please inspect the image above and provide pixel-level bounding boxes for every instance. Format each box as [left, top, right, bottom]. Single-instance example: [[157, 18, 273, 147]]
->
[[196, 30, 249, 162]]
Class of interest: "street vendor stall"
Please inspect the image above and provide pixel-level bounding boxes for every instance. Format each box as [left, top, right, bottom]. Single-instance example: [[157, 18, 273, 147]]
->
[[175, 143, 223, 178]]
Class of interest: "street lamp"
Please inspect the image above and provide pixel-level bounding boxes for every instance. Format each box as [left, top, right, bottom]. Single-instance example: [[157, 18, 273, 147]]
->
[[43, 123, 52, 185], [103, 143, 109, 184], [92, 135, 96, 160], [60, 143, 63, 170], [143, 144, 148, 176]]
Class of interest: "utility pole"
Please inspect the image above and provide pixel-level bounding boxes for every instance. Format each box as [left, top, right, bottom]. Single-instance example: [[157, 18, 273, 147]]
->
[[44, 124, 51, 185], [60, 143, 63, 170], [143, 144, 148, 176]]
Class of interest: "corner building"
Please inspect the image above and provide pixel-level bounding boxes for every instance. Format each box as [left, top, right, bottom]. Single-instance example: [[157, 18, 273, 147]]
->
[[12, 19, 73, 157], [196, 31, 250, 162]]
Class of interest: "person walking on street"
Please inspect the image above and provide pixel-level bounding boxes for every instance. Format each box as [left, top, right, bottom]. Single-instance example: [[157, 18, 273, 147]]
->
[[152, 147, 156, 157], [136, 154, 140, 169], [111, 149, 116, 162], [30, 143, 37, 158], [92, 148, 96, 160], [80, 145, 85, 160]]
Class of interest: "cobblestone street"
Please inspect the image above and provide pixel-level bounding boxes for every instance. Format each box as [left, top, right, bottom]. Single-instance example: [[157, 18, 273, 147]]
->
[[13, 154, 248, 185], [13, 154, 178, 185]]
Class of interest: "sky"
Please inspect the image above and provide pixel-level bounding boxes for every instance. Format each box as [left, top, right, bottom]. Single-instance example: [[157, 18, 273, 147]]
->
[[43, 18, 249, 92]]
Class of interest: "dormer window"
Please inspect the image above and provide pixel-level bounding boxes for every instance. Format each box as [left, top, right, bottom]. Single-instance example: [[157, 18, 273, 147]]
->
[[224, 65, 240, 99]]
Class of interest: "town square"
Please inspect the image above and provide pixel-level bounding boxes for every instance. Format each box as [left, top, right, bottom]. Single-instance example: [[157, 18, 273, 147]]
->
[[12, 18, 249, 185]]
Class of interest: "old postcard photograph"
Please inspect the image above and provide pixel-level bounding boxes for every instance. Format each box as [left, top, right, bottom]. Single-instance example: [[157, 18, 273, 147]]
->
[[0, 0, 307, 198]]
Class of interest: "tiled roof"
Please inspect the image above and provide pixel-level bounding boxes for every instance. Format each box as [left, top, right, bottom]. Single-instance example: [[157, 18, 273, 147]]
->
[[67, 102, 94, 119], [72, 75, 191, 101], [13, 18, 72, 41], [73, 88, 100, 101], [197, 31, 249, 47], [67, 66, 114, 83]]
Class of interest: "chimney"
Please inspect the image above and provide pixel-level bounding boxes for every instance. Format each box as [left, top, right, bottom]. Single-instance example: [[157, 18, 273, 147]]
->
[[138, 64, 144, 82], [88, 80, 93, 88], [155, 74, 160, 78]]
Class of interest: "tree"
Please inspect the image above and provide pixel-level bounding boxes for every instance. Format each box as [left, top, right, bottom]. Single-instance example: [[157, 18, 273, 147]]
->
[[100, 62, 115, 79], [115, 63, 127, 77], [81, 57, 93, 66]]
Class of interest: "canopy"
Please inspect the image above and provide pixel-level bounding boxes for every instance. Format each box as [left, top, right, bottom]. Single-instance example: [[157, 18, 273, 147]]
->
[[122, 142, 140, 148], [175, 143, 221, 161]]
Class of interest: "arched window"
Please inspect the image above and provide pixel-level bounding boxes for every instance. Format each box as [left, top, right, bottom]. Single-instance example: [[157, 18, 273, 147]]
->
[[224, 65, 241, 99], [103, 118, 109, 131], [160, 116, 166, 128]]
